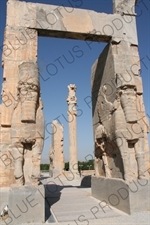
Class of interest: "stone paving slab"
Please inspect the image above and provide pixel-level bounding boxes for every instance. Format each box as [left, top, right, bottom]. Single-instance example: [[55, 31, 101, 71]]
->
[[43, 175, 150, 224], [1, 210, 150, 225], [1, 175, 150, 225], [43, 176, 123, 222]]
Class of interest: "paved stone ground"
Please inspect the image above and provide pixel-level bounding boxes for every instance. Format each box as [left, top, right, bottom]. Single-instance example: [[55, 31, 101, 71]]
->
[[0, 173, 150, 225]]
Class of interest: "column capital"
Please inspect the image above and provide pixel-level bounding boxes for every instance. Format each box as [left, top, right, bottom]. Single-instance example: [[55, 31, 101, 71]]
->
[[66, 84, 77, 105]]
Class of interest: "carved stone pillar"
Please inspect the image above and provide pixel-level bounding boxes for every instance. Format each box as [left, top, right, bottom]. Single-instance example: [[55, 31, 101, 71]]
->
[[49, 120, 64, 177], [66, 84, 78, 175]]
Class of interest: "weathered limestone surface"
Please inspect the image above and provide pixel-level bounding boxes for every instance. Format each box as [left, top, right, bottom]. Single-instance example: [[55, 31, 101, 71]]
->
[[113, 0, 137, 15], [0, 101, 15, 187], [92, 176, 150, 214], [67, 84, 78, 174], [11, 61, 45, 186], [49, 120, 64, 177], [90, 0, 150, 214], [0, 145, 15, 187], [4, 185, 45, 224], [0, 0, 44, 187], [91, 40, 150, 182], [6, 0, 138, 44], [0, 187, 10, 215]]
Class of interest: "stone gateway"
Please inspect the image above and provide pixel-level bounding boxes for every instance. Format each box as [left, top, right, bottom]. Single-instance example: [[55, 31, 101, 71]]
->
[[0, 0, 149, 219]]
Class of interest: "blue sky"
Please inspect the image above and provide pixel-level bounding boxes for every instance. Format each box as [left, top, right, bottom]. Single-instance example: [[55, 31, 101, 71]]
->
[[0, 0, 150, 163]]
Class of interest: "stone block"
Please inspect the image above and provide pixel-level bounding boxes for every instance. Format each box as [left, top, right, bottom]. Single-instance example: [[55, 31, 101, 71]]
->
[[135, 76, 143, 94], [2, 26, 37, 63], [0, 188, 9, 215], [0, 168, 15, 188], [23, 150, 32, 184], [1, 84, 16, 127], [91, 176, 150, 214], [0, 127, 11, 143], [4, 185, 45, 224], [0, 144, 15, 188], [113, 0, 136, 15]]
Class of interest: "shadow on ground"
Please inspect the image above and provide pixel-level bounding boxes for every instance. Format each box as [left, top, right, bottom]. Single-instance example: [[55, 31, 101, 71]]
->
[[41, 175, 92, 221], [40, 176, 50, 181], [80, 175, 91, 187], [44, 184, 72, 221]]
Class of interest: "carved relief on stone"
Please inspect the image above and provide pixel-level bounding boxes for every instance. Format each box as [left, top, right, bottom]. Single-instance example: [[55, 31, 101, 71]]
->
[[11, 61, 44, 186], [66, 84, 78, 174], [0, 82, 14, 127], [95, 77, 149, 182], [18, 62, 40, 123], [66, 84, 77, 116], [119, 86, 138, 123], [94, 123, 111, 178], [117, 76, 149, 180]]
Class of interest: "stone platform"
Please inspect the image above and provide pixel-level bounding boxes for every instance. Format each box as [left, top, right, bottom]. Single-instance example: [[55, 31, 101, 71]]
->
[[91, 176, 150, 214], [2, 185, 45, 225], [0, 174, 150, 225]]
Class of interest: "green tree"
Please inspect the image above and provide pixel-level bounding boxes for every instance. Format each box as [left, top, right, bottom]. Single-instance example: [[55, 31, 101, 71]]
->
[[40, 164, 49, 171], [64, 162, 69, 171], [62, 160, 95, 171]]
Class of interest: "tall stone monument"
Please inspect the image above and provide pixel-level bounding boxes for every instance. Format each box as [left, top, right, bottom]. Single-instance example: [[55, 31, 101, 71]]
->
[[66, 84, 78, 175], [11, 62, 45, 186], [49, 120, 64, 177], [91, 0, 150, 214], [0, 0, 45, 188], [0, 0, 45, 223]]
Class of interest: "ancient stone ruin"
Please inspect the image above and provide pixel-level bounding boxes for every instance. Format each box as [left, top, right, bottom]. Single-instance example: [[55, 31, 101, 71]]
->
[[0, 0, 149, 222], [67, 84, 78, 174], [49, 84, 78, 178], [49, 120, 64, 177], [0, 56, 45, 187], [91, 40, 150, 214], [92, 42, 150, 182]]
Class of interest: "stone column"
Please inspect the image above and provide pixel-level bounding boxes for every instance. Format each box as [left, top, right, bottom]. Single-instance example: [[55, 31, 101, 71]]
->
[[66, 84, 78, 175], [49, 120, 64, 177]]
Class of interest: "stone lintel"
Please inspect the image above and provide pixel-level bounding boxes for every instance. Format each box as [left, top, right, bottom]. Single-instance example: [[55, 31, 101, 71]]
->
[[7, 1, 138, 45]]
